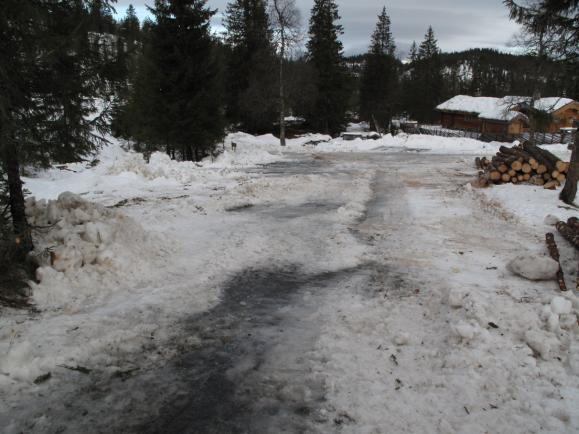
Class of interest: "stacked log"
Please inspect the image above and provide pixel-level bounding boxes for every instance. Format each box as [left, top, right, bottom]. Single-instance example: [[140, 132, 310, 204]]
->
[[475, 141, 569, 189]]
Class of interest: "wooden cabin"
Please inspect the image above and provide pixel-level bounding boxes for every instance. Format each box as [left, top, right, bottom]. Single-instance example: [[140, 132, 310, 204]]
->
[[436, 95, 578, 135], [537, 98, 579, 132]]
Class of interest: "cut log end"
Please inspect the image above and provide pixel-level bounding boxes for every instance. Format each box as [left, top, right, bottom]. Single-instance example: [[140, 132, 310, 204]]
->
[[556, 161, 569, 173]]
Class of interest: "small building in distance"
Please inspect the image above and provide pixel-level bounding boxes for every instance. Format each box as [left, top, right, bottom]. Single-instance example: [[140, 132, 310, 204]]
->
[[436, 95, 578, 135]]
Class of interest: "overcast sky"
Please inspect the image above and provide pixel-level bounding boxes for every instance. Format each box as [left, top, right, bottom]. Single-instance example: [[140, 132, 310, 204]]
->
[[112, 0, 522, 57]]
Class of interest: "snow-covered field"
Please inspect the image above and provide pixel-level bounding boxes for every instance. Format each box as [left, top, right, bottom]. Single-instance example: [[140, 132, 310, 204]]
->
[[1, 133, 577, 432]]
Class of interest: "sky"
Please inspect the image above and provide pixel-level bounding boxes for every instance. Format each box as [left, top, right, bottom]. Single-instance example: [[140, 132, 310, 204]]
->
[[112, 0, 522, 57]]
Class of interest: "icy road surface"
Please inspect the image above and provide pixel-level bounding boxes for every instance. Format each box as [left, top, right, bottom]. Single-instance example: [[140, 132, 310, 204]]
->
[[3, 152, 578, 433]]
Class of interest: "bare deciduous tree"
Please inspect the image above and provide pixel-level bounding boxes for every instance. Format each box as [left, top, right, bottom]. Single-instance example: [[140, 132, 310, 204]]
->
[[269, 0, 301, 146]]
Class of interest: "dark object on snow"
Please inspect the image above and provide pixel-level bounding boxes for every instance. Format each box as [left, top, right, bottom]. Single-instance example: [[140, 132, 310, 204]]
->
[[556, 221, 579, 250], [303, 139, 328, 147], [112, 367, 140, 381], [58, 364, 92, 374], [567, 216, 579, 231], [341, 132, 364, 141], [546, 233, 567, 291], [33, 373, 52, 384]]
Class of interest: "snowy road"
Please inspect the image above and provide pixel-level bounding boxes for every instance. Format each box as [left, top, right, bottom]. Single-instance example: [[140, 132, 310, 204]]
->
[[3, 151, 578, 433], [137, 152, 459, 433]]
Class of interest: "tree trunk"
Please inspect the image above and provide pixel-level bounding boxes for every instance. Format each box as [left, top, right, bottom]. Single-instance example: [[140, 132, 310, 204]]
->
[[560, 131, 579, 205], [3, 144, 33, 256], [279, 31, 286, 147]]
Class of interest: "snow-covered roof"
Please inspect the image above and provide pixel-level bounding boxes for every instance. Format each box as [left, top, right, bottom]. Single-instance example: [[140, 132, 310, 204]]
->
[[437, 95, 575, 122], [436, 95, 523, 122], [534, 97, 575, 112]]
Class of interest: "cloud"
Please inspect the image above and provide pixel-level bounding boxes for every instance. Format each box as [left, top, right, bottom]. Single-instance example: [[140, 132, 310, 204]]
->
[[113, 0, 521, 57]]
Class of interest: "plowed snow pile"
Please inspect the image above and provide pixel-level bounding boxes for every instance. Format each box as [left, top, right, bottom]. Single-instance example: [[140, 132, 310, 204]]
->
[[26, 192, 165, 310]]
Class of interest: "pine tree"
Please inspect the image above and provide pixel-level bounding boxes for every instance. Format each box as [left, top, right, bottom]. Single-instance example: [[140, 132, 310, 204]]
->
[[359, 7, 398, 131], [411, 26, 444, 122], [139, 0, 224, 161], [224, 0, 278, 133], [306, 0, 349, 135]]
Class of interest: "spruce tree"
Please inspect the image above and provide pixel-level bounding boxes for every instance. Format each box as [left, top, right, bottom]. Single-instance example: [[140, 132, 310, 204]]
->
[[111, 5, 143, 138], [143, 0, 224, 161], [0, 0, 114, 256], [224, 0, 278, 133], [121, 20, 161, 150], [120, 5, 142, 50], [412, 26, 444, 122], [359, 7, 398, 131], [306, 0, 349, 135]]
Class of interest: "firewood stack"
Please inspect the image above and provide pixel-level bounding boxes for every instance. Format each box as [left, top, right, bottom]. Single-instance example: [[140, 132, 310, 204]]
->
[[474, 142, 569, 189]]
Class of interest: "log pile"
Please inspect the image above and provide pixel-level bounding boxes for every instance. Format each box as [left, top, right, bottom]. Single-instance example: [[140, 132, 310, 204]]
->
[[474, 142, 569, 189]]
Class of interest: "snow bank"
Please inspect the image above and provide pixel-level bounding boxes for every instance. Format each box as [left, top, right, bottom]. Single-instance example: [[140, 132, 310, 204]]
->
[[107, 150, 207, 184], [217, 131, 507, 156], [480, 183, 578, 228], [283, 133, 505, 155], [380, 134, 504, 154], [26, 192, 164, 309]]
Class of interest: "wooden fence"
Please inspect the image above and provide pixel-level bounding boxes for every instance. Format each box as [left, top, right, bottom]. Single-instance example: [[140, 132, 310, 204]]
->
[[402, 124, 575, 145]]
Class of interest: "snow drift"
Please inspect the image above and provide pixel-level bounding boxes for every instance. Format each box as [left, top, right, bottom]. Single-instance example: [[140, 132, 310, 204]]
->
[[26, 192, 165, 309]]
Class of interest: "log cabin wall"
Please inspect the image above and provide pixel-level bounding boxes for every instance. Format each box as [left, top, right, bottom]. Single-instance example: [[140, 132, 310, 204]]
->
[[440, 112, 482, 131], [549, 103, 579, 133], [440, 113, 454, 128], [482, 120, 509, 134], [508, 119, 526, 134]]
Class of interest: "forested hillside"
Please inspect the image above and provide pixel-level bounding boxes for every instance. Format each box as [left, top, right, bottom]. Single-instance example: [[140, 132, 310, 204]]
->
[[439, 48, 578, 100], [347, 47, 578, 123]]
